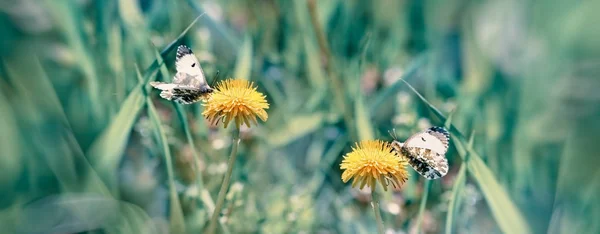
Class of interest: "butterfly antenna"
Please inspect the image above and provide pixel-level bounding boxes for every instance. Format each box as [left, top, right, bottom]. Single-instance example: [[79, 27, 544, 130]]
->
[[388, 128, 398, 140], [211, 70, 220, 87]]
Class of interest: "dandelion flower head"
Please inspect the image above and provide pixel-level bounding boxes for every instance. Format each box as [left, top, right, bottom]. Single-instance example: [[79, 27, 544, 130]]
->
[[202, 78, 269, 128], [340, 140, 409, 191]]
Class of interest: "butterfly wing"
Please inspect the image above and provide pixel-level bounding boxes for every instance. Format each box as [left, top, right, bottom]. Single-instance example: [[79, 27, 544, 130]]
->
[[400, 126, 450, 179], [149, 82, 212, 104], [174, 45, 210, 89], [150, 45, 213, 104]]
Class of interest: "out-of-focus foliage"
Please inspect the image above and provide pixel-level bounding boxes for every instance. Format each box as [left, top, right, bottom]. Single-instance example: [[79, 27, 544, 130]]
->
[[0, 0, 599, 233]]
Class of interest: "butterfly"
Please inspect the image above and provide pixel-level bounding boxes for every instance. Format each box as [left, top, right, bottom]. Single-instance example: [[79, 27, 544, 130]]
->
[[149, 45, 214, 104], [390, 126, 450, 180]]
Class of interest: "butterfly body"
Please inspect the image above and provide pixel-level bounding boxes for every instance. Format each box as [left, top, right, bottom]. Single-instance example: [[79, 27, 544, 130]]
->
[[391, 126, 450, 180], [150, 45, 213, 104]]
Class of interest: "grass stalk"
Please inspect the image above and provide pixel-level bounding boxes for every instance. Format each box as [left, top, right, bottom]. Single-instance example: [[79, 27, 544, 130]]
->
[[147, 97, 186, 234], [445, 163, 467, 234], [207, 128, 241, 234], [399, 79, 531, 233], [415, 179, 432, 234], [306, 0, 356, 141]]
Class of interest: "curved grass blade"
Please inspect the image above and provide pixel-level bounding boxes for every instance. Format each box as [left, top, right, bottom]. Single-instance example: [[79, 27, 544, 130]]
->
[[0, 87, 21, 190], [398, 79, 532, 234], [144, 13, 206, 81], [445, 163, 466, 234], [355, 93, 375, 141], [86, 15, 204, 187], [415, 108, 456, 234], [118, 0, 145, 28], [146, 43, 195, 234], [85, 75, 148, 186], [445, 130, 474, 234], [3, 53, 111, 196], [368, 53, 428, 114], [414, 180, 432, 234], [147, 96, 186, 234], [146, 97, 185, 233], [14, 193, 158, 234], [151, 48, 217, 218], [306, 136, 348, 193], [233, 35, 253, 80], [303, 44, 328, 109], [185, 0, 241, 56], [173, 103, 216, 212], [3, 54, 115, 234], [44, 0, 101, 117], [266, 113, 328, 147], [143, 59, 186, 233]]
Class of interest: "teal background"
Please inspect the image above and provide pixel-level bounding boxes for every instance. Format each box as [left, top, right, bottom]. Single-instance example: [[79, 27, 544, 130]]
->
[[0, 0, 599, 233]]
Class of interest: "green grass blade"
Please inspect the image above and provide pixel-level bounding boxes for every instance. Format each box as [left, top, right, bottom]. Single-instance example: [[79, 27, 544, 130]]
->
[[466, 131, 475, 160], [44, 0, 101, 118], [445, 163, 466, 234], [151, 47, 217, 219], [14, 193, 157, 234], [145, 50, 187, 233], [142, 13, 206, 83], [415, 108, 456, 234], [185, 0, 242, 54], [86, 15, 204, 187], [398, 79, 532, 234], [118, 0, 145, 28], [303, 33, 328, 89], [306, 136, 348, 193], [233, 35, 253, 80], [414, 180, 432, 234], [173, 103, 217, 214], [445, 130, 473, 234], [443, 107, 457, 129], [265, 113, 327, 147], [355, 93, 375, 141], [259, 75, 287, 108], [141, 59, 186, 233], [147, 96, 186, 233], [368, 53, 428, 114], [115, 201, 161, 234], [302, 34, 328, 110], [85, 78, 147, 186], [4, 53, 111, 196], [0, 87, 21, 192]]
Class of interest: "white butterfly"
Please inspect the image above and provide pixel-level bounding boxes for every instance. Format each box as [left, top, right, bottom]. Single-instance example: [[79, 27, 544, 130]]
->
[[391, 126, 450, 180], [149, 45, 214, 104]]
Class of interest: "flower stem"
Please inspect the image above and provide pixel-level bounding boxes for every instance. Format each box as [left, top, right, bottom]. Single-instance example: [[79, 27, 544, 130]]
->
[[207, 128, 241, 234], [371, 188, 385, 234]]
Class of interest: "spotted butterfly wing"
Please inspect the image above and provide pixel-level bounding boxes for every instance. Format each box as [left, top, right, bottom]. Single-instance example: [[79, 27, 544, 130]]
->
[[150, 45, 213, 104], [391, 126, 450, 179]]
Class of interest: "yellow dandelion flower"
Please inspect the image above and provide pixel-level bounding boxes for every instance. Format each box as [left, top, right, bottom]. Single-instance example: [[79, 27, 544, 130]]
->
[[202, 78, 269, 128], [340, 140, 409, 191]]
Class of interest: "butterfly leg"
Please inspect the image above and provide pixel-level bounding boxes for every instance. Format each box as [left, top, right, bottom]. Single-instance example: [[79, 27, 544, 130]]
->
[[159, 91, 173, 100], [199, 85, 214, 93]]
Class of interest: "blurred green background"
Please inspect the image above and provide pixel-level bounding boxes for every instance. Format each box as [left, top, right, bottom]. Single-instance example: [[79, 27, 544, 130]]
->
[[1, 0, 599, 233]]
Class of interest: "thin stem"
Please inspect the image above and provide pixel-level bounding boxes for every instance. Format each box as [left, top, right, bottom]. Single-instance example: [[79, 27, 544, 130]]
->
[[207, 128, 241, 234], [306, 0, 356, 141], [371, 188, 385, 234], [173, 103, 215, 210], [415, 180, 432, 234]]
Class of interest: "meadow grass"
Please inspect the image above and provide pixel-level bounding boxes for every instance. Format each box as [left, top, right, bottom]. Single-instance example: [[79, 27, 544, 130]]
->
[[1, 0, 599, 233]]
